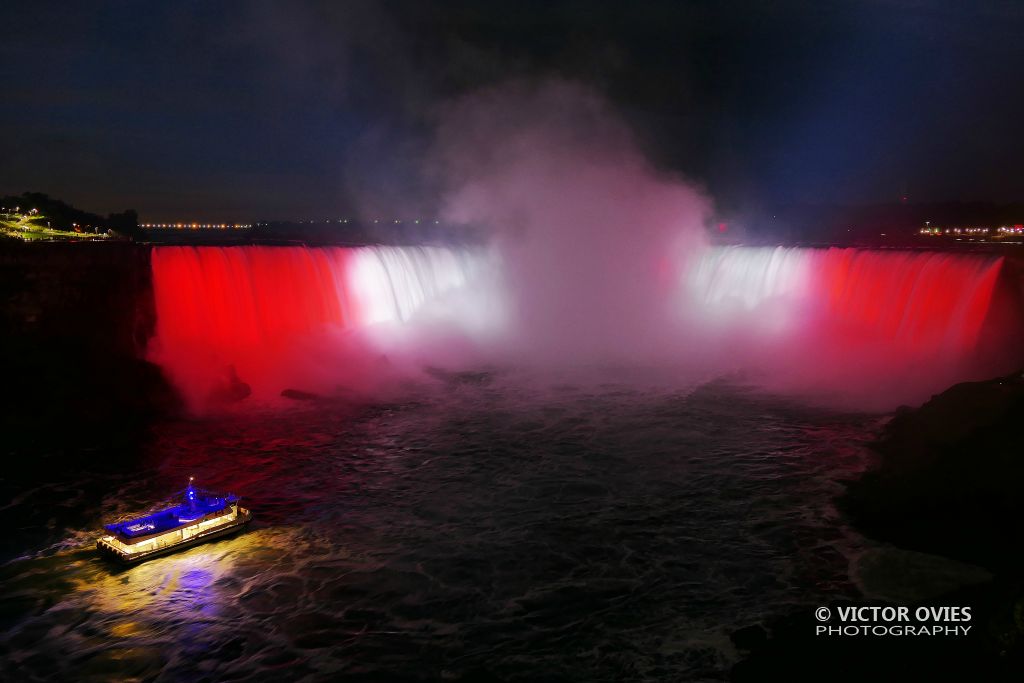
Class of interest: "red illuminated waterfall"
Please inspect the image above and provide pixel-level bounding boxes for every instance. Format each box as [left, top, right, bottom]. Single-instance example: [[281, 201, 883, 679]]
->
[[686, 247, 1005, 353], [684, 246, 1017, 405], [149, 245, 482, 409], [149, 244, 1016, 411], [817, 249, 1002, 351], [153, 246, 360, 354]]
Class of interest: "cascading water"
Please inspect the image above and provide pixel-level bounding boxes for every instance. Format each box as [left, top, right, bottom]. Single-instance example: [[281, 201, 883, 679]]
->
[[683, 246, 1013, 406], [686, 246, 1004, 351], [149, 245, 497, 409], [348, 246, 495, 326], [148, 243, 1016, 412]]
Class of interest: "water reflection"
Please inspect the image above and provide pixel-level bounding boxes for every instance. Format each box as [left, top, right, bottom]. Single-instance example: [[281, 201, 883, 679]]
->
[[2, 375, 883, 680]]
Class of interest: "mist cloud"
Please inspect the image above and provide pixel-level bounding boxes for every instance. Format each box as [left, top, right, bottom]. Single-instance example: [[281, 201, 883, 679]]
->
[[429, 79, 712, 362]]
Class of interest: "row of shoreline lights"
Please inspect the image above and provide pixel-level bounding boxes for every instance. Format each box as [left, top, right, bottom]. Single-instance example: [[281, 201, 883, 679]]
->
[[141, 219, 444, 229], [919, 227, 990, 235], [291, 219, 443, 225], [919, 226, 1024, 236], [140, 223, 252, 229]]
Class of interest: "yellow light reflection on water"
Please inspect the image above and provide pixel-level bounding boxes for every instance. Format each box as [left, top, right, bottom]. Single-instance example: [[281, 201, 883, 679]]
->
[[70, 527, 299, 635], [6, 524, 343, 678]]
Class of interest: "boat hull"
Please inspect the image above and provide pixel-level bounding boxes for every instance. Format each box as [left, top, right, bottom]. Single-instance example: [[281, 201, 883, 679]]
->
[[97, 508, 252, 565]]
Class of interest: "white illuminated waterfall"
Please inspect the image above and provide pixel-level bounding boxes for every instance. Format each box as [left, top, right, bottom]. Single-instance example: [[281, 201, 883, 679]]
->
[[348, 246, 494, 325], [684, 245, 1004, 352], [150, 244, 501, 407]]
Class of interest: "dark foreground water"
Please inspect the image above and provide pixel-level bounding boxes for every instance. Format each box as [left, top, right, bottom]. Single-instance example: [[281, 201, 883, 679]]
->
[[0, 369, 884, 681]]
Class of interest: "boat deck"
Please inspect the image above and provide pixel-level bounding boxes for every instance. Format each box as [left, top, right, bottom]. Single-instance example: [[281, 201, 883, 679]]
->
[[98, 506, 252, 565], [105, 494, 239, 542]]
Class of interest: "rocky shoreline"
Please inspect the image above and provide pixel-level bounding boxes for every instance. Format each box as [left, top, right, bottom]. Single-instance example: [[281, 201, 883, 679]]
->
[[731, 370, 1024, 680], [844, 369, 1024, 569], [0, 242, 180, 450]]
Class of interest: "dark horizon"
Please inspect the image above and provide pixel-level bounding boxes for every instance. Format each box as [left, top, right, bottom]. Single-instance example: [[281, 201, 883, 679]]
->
[[2, 1, 1024, 221]]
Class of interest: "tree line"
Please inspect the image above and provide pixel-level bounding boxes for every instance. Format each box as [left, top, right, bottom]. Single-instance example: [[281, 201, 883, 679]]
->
[[1, 192, 138, 235]]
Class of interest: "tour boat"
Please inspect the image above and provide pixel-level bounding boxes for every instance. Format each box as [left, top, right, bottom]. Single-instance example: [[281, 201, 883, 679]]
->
[[97, 477, 252, 565]]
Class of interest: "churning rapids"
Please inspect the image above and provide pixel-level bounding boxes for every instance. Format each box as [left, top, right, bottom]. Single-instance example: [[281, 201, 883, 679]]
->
[[2, 372, 883, 681], [1, 243, 1019, 680]]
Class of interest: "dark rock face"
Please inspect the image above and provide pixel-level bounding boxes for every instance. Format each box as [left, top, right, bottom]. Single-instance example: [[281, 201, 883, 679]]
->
[[423, 365, 497, 386], [280, 389, 322, 402], [208, 365, 252, 405], [727, 256, 1024, 677], [843, 370, 1024, 570], [0, 242, 153, 355], [0, 242, 180, 448], [733, 370, 1024, 680]]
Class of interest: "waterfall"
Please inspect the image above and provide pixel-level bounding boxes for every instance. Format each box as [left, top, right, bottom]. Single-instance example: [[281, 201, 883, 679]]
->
[[686, 246, 1004, 353], [149, 245, 492, 408], [149, 243, 1015, 411]]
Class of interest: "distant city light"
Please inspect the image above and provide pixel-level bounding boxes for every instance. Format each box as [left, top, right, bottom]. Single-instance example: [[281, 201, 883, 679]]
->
[[140, 222, 251, 229], [918, 225, 1000, 237]]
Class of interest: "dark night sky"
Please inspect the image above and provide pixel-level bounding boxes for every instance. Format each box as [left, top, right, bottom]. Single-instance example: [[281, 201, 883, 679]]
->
[[2, 1, 1023, 221]]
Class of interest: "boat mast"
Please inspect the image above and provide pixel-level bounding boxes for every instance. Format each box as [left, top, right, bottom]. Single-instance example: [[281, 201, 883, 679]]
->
[[186, 476, 197, 511]]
